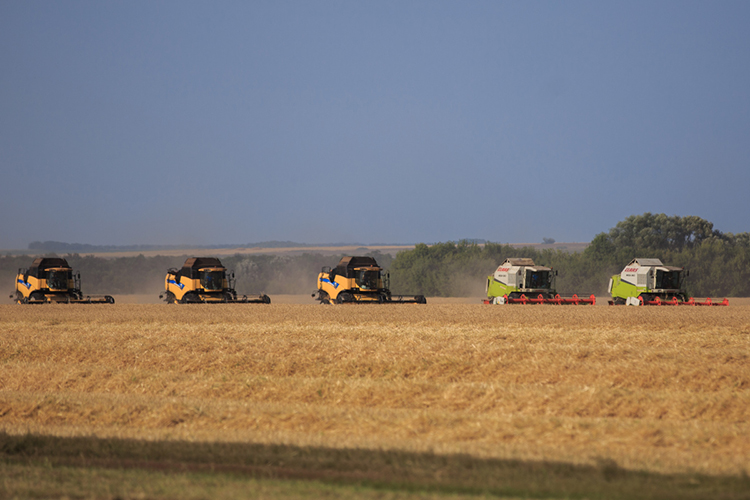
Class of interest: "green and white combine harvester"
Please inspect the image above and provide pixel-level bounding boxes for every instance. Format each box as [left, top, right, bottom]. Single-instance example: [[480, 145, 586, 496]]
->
[[485, 258, 595, 305], [608, 258, 728, 306]]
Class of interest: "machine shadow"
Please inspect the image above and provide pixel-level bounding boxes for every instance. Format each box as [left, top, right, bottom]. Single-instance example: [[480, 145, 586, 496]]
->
[[1, 432, 747, 499]]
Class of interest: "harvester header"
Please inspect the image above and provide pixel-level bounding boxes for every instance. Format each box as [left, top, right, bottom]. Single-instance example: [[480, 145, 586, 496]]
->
[[486, 258, 595, 305]]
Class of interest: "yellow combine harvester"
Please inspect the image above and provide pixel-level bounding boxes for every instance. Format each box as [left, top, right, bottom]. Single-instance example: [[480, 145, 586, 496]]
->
[[313, 256, 426, 304], [11, 257, 115, 304], [160, 257, 270, 304]]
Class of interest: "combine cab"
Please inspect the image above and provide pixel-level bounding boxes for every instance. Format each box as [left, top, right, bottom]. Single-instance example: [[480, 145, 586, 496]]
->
[[608, 258, 728, 306], [485, 258, 595, 305], [160, 257, 270, 304], [11, 257, 114, 304], [313, 256, 426, 304]]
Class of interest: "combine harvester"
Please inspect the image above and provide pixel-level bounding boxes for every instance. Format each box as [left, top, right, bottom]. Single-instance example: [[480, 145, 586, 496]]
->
[[11, 257, 115, 304], [608, 258, 728, 306], [160, 257, 270, 304], [485, 258, 595, 305], [313, 256, 426, 304]]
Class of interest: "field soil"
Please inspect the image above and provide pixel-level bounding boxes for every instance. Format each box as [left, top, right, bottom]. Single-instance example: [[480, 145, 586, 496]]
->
[[1, 303, 748, 497]]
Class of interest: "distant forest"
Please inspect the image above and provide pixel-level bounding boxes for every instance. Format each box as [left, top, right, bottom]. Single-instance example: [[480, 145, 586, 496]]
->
[[25, 240, 316, 253], [388, 213, 750, 297], [3, 214, 749, 298]]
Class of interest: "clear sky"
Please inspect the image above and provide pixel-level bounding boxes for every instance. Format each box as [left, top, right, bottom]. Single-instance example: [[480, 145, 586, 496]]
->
[[1, 1, 749, 249]]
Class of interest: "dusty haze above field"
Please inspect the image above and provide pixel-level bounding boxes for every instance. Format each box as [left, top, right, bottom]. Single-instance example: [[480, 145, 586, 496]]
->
[[63, 241, 589, 259]]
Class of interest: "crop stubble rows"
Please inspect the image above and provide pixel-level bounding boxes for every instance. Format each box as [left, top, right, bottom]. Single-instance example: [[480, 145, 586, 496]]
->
[[0, 304, 748, 475]]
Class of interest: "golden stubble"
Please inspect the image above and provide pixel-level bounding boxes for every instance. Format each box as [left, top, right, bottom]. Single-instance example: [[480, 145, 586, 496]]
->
[[1, 304, 748, 475]]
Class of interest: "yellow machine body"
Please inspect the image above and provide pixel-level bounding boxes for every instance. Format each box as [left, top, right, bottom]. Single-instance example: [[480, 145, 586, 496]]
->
[[11, 257, 114, 304], [314, 256, 426, 304], [161, 257, 270, 304], [316, 265, 385, 303]]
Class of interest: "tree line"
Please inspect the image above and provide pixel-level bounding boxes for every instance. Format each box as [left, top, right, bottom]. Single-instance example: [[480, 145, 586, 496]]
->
[[388, 213, 750, 297], [3, 214, 748, 298]]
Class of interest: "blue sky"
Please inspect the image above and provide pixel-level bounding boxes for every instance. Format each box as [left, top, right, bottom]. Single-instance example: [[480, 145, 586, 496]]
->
[[1, 1, 749, 249]]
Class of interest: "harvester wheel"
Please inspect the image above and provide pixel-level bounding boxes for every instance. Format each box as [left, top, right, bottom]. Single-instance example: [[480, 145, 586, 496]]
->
[[182, 292, 201, 304], [336, 292, 353, 304]]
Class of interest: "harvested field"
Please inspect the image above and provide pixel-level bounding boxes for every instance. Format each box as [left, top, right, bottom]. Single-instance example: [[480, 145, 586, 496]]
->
[[0, 303, 748, 493]]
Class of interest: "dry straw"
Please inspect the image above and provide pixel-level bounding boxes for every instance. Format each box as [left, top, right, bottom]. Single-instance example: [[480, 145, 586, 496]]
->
[[1, 304, 748, 475]]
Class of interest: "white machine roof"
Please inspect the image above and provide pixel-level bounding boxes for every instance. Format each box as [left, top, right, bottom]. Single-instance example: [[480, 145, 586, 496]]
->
[[503, 258, 535, 266], [624, 258, 682, 272], [631, 258, 663, 266]]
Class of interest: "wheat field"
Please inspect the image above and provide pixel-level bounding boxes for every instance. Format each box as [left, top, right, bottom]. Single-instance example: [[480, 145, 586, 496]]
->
[[0, 303, 748, 478]]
